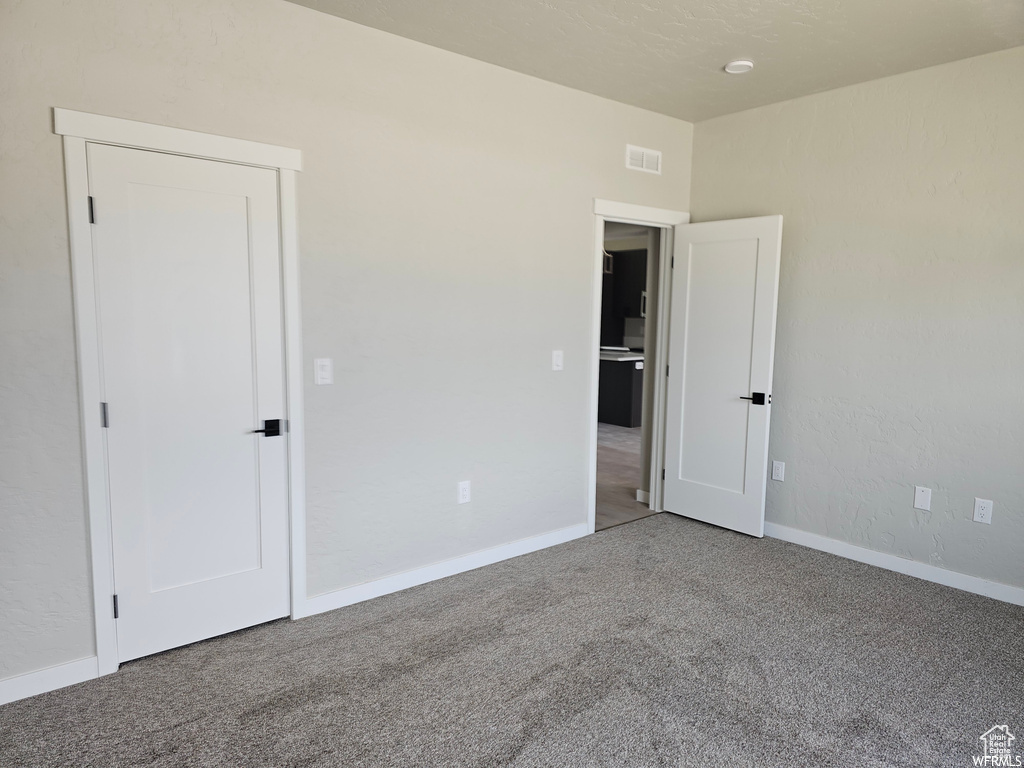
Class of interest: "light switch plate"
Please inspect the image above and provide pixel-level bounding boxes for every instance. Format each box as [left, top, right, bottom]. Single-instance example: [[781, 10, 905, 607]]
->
[[914, 486, 932, 511], [552, 350, 564, 371], [313, 358, 333, 385], [771, 461, 785, 481], [458, 481, 471, 504]]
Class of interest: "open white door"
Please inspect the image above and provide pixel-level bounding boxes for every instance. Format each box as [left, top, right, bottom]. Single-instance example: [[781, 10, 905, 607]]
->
[[662, 216, 782, 537]]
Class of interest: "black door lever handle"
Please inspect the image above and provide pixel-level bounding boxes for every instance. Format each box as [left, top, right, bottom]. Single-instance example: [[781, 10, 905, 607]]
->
[[251, 419, 282, 437], [739, 393, 769, 405]]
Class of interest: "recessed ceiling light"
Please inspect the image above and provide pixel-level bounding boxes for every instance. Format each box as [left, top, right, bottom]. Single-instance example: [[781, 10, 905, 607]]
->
[[724, 60, 754, 74]]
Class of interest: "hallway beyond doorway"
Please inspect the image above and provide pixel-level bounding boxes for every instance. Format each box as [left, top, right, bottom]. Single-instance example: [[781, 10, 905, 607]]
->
[[595, 423, 657, 531]]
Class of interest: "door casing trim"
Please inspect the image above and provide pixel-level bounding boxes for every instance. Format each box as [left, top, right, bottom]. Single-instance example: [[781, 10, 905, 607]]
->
[[56, 108, 304, 676]]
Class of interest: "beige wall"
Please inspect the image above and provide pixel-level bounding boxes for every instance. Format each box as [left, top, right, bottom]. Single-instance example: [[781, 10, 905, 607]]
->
[[0, 0, 692, 679], [691, 47, 1024, 588]]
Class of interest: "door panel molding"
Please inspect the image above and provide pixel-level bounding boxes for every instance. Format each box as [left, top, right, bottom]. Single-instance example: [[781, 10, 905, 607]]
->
[[56, 109, 303, 676]]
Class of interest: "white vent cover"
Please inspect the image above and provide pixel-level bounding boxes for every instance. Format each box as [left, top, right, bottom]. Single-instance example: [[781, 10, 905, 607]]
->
[[626, 144, 662, 174]]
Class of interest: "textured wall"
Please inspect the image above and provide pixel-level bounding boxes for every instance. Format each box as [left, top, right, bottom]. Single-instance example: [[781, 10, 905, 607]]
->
[[0, 0, 692, 679], [691, 47, 1024, 587]]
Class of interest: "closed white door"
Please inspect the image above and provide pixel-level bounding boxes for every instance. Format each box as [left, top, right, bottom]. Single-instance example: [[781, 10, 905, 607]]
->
[[88, 143, 290, 662], [663, 216, 782, 537]]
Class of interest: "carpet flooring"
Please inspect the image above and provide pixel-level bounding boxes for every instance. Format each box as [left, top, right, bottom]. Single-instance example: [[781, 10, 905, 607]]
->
[[596, 423, 656, 531], [2, 514, 1022, 767]]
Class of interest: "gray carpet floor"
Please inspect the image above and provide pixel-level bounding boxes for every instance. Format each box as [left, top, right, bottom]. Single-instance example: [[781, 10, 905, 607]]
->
[[596, 423, 656, 531], [2, 514, 1022, 767]]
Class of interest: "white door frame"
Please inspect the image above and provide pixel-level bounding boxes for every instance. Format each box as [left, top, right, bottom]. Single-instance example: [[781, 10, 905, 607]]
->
[[55, 109, 305, 676], [589, 200, 689, 532]]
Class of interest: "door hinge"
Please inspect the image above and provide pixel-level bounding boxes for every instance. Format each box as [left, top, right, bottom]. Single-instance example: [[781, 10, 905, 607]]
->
[[666, 365, 670, 377], [88, 196, 96, 224], [661, 468, 666, 480], [100, 402, 109, 428], [112, 594, 119, 619], [671, 256, 674, 268]]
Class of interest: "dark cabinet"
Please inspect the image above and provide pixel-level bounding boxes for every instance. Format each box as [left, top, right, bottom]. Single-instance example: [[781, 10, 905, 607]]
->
[[600, 270, 622, 347], [598, 359, 644, 428], [599, 247, 647, 427], [602, 249, 643, 327], [616, 249, 647, 319], [600, 249, 647, 347]]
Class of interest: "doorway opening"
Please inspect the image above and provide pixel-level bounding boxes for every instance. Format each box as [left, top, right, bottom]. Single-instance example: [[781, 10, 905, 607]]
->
[[596, 222, 663, 531]]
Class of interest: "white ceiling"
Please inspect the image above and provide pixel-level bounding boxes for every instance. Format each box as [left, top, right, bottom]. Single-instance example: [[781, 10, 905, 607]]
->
[[287, 0, 1024, 121]]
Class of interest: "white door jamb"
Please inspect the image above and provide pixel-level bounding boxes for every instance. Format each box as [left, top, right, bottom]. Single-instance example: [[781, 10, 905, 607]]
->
[[646, 226, 679, 513]]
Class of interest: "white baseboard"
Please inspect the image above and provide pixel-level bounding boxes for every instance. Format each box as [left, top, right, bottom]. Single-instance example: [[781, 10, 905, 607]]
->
[[765, 522, 1024, 607], [0, 656, 98, 707], [636, 490, 649, 504], [294, 522, 591, 619]]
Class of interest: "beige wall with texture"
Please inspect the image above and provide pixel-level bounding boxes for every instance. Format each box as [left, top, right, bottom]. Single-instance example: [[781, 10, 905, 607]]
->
[[690, 47, 1024, 589], [0, 0, 692, 680]]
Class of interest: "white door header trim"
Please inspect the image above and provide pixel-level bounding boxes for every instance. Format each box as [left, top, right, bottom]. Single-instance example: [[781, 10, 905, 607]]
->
[[54, 108, 302, 171], [593, 199, 690, 227]]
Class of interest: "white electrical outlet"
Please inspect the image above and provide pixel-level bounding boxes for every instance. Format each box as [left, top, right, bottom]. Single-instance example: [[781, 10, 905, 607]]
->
[[552, 350, 564, 371], [913, 486, 932, 512], [973, 498, 993, 525], [771, 461, 785, 481], [458, 480, 471, 504], [313, 358, 333, 385]]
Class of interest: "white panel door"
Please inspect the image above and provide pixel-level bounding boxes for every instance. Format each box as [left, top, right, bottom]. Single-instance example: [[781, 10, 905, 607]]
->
[[87, 143, 289, 662], [663, 216, 782, 537]]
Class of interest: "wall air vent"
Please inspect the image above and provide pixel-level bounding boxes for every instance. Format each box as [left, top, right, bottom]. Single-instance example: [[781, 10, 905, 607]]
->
[[626, 144, 662, 175]]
